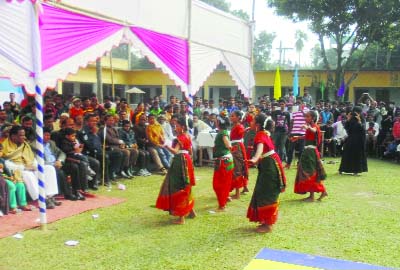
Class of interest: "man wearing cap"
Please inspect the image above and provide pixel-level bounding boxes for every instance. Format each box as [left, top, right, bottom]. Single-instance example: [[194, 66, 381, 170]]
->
[[149, 100, 163, 117], [69, 97, 84, 120]]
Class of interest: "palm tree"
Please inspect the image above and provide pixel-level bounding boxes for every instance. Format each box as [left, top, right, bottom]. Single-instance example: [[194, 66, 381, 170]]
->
[[295, 30, 308, 67]]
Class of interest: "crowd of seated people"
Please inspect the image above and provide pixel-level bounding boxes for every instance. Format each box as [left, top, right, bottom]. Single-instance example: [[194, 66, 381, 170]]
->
[[2, 90, 400, 217]]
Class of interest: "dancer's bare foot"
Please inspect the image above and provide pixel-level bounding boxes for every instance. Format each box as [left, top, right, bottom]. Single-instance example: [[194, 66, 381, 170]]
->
[[188, 210, 197, 219], [172, 216, 185, 224], [227, 197, 233, 202], [317, 191, 328, 201], [302, 196, 315, 202], [231, 194, 240, 200], [216, 207, 226, 212], [256, 224, 272, 233]]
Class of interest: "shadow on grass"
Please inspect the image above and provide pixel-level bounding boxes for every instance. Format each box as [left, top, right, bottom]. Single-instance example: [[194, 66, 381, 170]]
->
[[231, 226, 257, 235], [280, 198, 311, 205]]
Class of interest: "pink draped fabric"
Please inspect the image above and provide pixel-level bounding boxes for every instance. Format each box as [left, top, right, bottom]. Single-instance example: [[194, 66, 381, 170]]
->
[[6, 0, 55, 3], [40, 4, 123, 71], [131, 27, 189, 84]]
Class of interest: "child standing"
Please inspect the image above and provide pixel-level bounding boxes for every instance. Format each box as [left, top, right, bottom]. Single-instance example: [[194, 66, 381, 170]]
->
[[229, 110, 248, 199], [293, 110, 327, 201], [212, 112, 233, 211]]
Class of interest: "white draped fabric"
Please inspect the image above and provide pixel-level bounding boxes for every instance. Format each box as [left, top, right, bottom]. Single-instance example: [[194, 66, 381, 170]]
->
[[0, 0, 254, 97], [0, 1, 36, 90]]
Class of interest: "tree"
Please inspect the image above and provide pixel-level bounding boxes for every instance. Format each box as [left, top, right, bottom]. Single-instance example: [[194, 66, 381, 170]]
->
[[200, 0, 230, 12], [200, 0, 276, 70], [295, 30, 308, 66], [268, 0, 400, 100], [311, 44, 337, 69], [253, 31, 276, 70], [130, 54, 156, 69], [231, 9, 250, 21]]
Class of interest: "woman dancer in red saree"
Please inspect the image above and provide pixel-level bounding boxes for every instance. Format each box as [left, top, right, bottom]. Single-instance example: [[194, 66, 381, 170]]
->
[[229, 110, 249, 199], [247, 114, 286, 233], [156, 118, 196, 224]]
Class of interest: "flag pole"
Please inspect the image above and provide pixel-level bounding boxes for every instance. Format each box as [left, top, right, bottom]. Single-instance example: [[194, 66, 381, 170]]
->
[[102, 125, 107, 187], [110, 51, 115, 101]]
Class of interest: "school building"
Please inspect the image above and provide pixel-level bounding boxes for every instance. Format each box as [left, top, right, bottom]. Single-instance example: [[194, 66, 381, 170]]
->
[[59, 56, 400, 105]]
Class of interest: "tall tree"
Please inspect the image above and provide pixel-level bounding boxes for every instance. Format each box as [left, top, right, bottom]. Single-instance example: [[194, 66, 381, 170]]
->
[[253, 31, 276, 70], [268, 0, 400, 99], [200, 0, 230, 12], [295, 30, 308, 66], [231, 9, 250, 21]]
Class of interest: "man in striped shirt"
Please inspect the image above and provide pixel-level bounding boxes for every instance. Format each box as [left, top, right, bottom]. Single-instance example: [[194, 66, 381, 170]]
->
[[286, 104, 309, 169]]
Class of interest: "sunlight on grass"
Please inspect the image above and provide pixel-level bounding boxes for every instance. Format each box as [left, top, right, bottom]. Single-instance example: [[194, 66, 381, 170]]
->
[[0, 158, 399, 269]]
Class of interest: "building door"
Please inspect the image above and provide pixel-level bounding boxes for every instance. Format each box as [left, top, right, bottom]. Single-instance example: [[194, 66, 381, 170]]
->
[[375, 88, 390, 103], [219, 87, 232, 101]]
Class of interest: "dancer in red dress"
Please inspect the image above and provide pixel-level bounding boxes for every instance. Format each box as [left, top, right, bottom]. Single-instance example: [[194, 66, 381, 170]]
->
[[247, 114, 286, 233], [293, 111, 327, 202], [212, 112, 233, 211], [156, 118, 196, 224], [229, 111, 249, 199]]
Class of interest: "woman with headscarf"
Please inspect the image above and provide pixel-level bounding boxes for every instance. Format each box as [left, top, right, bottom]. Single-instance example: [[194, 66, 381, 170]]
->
[[339, 107, 368, 175]]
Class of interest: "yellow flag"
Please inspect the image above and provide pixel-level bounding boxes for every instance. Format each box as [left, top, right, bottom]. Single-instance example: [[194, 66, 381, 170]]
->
[[274, 66, 281, 100]]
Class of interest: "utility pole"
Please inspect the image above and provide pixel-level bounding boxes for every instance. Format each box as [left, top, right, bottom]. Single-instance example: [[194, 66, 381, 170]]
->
[[276, 40, 293, 66], [252, 0, 256, 21]]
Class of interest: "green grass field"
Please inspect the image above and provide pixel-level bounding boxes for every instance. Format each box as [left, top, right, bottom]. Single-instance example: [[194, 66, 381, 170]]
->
[[1, 158, 399, 270]]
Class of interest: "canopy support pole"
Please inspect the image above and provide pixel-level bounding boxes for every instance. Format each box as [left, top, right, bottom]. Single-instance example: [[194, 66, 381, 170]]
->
[[110, 51, 115, 100], [35, 85, 47, 229]]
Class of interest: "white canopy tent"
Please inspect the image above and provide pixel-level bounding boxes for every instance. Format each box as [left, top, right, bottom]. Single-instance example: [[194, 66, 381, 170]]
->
[[0, 0, 255, 225], [0, 0, 255, 97]]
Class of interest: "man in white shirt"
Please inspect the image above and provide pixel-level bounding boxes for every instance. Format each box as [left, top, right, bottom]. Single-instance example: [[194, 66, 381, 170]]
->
[[157, 114, 175, 147], [203, 100, 219, 115], [332, 113, 348, 156], [192, 115, 212, 165], [365, 114, 379, 155]]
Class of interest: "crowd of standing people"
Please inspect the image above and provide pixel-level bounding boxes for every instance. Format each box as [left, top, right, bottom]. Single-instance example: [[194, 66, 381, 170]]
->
[[1, 89, 399, 232]]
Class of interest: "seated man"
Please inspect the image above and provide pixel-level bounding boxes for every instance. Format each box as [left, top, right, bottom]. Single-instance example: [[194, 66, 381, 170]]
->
[[99, 114, 131, 179], [2, 125, 59, 208], [134, 115, 167, 175], [146, 114, 172, 169], [59, 128, 93, 199], [43, 128, 76, 201], [79, 113, 115, 186], [119, 120, 150, 176]]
